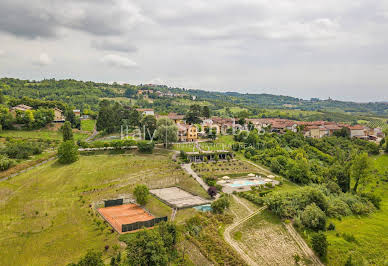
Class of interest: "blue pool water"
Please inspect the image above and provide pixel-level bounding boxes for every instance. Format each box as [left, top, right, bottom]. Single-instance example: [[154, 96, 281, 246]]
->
[[229, 180, 265, 187], [194, 204, 212, 212]]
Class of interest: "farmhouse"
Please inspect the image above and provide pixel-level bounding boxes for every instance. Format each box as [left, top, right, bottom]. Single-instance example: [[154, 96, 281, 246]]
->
[[136, 108, 155, 116], [10, 104, 33, 117], [53, 108, 65, 122], [178, 124, 198, 142]]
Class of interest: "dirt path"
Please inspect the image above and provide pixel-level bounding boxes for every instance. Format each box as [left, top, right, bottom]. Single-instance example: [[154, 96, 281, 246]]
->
[[232, 194, 254, 214], [224, 198, 266, 266], [0, 156, 56, 182], [283, 223, 324, 266], [181, 163, 209, 191], [85, 127, 98, 142]]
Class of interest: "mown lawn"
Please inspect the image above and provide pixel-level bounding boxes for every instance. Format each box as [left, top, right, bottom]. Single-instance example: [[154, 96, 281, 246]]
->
[[0, 151, 207, 265], [325, 154, 388, 265], [0, 129, 88, 141], [80, 119, 96, 132]]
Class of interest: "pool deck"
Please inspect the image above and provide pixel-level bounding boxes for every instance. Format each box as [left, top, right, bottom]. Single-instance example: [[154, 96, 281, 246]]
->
[[218, 176, 280, 194]]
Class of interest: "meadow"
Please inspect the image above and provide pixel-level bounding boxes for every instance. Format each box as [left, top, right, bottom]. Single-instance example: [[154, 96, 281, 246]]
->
[[325, 154, 388, 265], [80, 119, 96, 132], [0, 129, 88, 141], [0, 150, 207, 265]]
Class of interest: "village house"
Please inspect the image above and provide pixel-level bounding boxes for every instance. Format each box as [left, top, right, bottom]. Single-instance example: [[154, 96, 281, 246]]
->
[[167, 113, 185, 124], [10, 104, 33, 117], [53, 108, 65, 122], [136, 108, 155, 116], [177, 124, 198, 142], [73, 109, 81, 117], [348, 125, 366, 138]]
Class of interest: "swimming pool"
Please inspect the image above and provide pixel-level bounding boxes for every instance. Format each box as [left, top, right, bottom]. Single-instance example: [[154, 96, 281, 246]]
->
[[228, 180, 265, 187], [194, 204, 212, 212]]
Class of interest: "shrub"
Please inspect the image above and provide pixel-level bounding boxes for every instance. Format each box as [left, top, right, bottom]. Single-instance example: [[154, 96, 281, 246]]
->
[[133, 184, 149, 206], [211, 195, 230, 214], [0, 154, 15, 171], [300, 203, 327, 231], [58, 140, 79, 164], [311, 232, 328, 258], [360, 192, 382, 209], [327, 222, 335, 231], [3, 141, 43, 159], [327, 198, 352, 218], [137, 141, 154, 153], [342, 232, 357, 243]]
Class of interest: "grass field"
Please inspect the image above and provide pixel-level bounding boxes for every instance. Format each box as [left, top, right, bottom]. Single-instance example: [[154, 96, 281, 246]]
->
[[216, 106, 247, 115], [174, 98, 212, 107], [80, 119, 96, 132], [0, 129, 88, 141], [0, 151, 207, 265], [325, 154, 388, 265]]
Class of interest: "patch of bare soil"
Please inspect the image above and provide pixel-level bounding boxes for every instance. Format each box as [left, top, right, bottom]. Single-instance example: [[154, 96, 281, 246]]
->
[[233, 211, 316, 266]]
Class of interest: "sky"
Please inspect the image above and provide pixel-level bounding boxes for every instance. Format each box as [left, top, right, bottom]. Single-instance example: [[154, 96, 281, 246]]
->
[[0, 0, 387, 102]]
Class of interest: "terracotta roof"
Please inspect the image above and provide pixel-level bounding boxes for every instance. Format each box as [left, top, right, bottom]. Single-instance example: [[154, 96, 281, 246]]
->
[[349, 125, 365, 130]]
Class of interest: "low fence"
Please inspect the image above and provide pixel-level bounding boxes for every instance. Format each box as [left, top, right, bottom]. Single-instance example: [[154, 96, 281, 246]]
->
[[122, 216, 168, 232], [104, 198, 123, 207]]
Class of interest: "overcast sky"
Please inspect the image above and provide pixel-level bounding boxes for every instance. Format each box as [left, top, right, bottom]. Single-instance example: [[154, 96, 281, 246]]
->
[[0, 0, 387, 102]]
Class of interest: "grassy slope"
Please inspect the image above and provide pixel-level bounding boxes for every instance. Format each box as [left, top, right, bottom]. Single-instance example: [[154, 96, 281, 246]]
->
[[0, 129, 88, 141], [80, 119, 96, 132], [0, 151, 207, 265], [325, 154, 388, 265]]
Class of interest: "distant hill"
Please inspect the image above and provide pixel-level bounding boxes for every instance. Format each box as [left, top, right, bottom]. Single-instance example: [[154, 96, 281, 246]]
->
[[1, 77, 387, 117]]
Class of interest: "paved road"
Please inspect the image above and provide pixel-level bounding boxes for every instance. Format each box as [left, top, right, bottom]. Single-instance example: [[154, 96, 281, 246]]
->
[[181, 163, 209, 191]]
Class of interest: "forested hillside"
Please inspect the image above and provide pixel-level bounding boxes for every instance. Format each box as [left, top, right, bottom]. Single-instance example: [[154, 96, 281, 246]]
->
[[1, 77, 387, 117]]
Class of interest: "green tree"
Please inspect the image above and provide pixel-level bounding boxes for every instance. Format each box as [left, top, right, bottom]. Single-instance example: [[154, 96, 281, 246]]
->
[[202, 106, 210, 118], [62, 121, 74, 141], [134, 184, 149, 205], [155, 118, 178, 146], [137, 141, 154, 153], [185, 104, 202, 124], [311, 232, 328, 258], [126, 228, 168, 266], [385, 136, 388, 153], [141, 115, 157, 140], [67, 250, 104, 266], [300, 203, 327, 231], [351, 152, 371, 192], [211, 195, 230, 214], [58, 140, 79, 164]]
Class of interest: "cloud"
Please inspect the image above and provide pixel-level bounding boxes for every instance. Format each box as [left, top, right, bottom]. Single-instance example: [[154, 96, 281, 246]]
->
[[0, 0, 388, 101], [0, 0, 147, 39], [91, 39, 137, 53], [100, 54, 137, 68], [34, 53, 53, 66], [0, 49, 4, 56]]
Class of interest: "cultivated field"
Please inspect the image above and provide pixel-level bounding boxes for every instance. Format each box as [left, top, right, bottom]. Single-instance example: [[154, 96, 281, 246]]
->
[[0, 150, 206, 265], [193, 159, 266, 177], [231, 210, 315, 265], [325, 154, 388, 265]]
